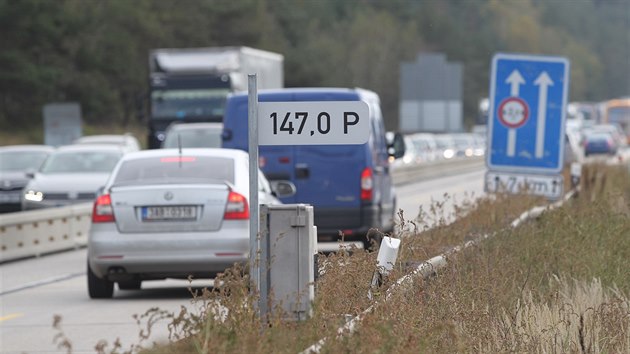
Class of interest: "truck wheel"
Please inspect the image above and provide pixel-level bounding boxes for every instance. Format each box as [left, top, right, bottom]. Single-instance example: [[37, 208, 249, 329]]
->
[[88, 263, 114, 299], [118, 280, 142, 290]]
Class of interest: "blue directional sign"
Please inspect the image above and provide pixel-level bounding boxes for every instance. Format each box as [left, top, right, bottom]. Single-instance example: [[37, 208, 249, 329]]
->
[[487, 53, 570, 174]]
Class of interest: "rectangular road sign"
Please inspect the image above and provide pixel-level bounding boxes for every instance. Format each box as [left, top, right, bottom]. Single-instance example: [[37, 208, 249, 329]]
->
[[258, 101, 370, 145], [43, 102, 82, 147], [485, 171, 564, 200], [487, 53, 570, 174]]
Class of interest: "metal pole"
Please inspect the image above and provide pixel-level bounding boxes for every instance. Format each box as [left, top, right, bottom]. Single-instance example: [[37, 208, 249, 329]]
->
[[248, 74, 259, 295]]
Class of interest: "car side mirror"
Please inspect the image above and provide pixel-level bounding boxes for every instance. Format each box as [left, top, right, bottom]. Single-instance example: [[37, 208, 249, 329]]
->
[[270, 180, 296, 198], [221, 129, 233, 142], [25, 169, 36, 179], [388, 132, 406, 159]]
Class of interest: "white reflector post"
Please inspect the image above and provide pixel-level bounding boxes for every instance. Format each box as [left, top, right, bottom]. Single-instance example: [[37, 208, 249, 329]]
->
[[369, 236, 401, 299], [377, 236, 401, 275]]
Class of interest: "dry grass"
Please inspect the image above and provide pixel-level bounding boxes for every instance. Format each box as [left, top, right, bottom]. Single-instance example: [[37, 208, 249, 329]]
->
[[50, 163, 629, 353], [489, 275, 630, 353]]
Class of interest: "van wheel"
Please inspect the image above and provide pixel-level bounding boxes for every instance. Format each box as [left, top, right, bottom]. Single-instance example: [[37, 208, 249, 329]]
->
[[118, 280, 142, 290], [88, 263, 114, 299]]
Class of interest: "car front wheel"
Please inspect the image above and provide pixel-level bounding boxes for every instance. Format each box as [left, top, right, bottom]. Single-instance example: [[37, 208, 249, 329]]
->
[[88, 263, 114, 299]]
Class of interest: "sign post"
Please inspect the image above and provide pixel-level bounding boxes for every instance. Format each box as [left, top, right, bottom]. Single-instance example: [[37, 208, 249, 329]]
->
[[247, 75, 260, 298], [250, 95, 371, 321], [486, 53, 570, 199]]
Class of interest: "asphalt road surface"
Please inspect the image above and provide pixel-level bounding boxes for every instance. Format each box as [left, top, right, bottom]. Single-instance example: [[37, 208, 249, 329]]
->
[[0, 167, 486, 353]]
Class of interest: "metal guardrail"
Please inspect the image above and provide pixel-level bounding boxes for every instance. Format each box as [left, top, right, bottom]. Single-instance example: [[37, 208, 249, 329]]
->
[[0, 157, 485, 263]]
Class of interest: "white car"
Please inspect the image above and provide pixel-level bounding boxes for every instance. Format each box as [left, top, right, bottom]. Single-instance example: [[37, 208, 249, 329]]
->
[[161, 122, 224, 149], [87, 148, 294, 298], [73, 134, 141, 152], [434, 134, 457, 159], [409, 133, 439, 162]]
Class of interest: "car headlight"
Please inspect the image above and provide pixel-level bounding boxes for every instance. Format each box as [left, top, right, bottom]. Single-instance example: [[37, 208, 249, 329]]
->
[[24, 190, 44, 202], [443, 149, 455, 159]]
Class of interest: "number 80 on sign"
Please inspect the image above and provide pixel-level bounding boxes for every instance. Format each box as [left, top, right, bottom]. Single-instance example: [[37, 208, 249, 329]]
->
[[257, 101, 370, 146]]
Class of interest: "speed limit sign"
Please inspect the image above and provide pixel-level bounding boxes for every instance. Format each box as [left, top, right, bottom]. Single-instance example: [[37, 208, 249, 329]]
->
[[498, 97, 529, 128]]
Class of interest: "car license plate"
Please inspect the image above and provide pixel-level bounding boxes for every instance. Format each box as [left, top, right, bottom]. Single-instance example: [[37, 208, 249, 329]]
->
[[142, 206, 197, 221]]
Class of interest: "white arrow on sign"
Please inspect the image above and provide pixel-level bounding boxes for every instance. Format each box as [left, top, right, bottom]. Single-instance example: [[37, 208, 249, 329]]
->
[[506, 70, 525, 96], [505, 70, 525, 156], [534, 71, 553, 159]]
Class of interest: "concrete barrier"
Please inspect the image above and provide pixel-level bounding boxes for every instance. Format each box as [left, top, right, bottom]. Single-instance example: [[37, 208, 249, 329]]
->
[[0, 203, 92, 263], [391, 156, 484, 185], [0, 157, 483, 263]]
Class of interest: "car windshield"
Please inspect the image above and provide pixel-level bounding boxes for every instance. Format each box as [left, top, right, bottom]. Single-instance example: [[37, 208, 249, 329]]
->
[[40, 151, 122, 173], [112, 155, 234, 186], [414, 139, 429, 150], [162, 128, 222, 148], [453, 136, 470, 147], [586, 133, 611, 141], [151, 89, 229, 119], [0, 151, 50, 172], [434, 137, 453, 149], [608, 107, 630, 123], [76, 137, 123, 145]]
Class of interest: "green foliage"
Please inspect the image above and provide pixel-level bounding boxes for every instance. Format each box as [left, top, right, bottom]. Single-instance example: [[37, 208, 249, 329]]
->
[[0, 0, 627, 132]]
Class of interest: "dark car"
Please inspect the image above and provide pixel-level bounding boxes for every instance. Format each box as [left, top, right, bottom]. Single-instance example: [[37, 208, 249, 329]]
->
[[0, 145, 54, 213], [583, 132, 618, 157]]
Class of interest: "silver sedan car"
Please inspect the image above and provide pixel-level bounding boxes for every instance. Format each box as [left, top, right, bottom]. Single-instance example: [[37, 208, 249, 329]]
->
[[87, 148, 293, 298], [22, 144, 125, 210]]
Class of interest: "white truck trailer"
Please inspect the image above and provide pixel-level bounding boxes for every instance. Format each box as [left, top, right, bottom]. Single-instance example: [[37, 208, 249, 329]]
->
[[147, 46, 284, 148]]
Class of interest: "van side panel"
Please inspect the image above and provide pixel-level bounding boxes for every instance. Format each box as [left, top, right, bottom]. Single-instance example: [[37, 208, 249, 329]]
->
[[222, 89, 395, 240], [294, 145, 364, 230]]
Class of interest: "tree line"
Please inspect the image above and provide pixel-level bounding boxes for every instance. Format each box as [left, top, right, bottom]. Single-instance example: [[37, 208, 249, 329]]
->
[[0, 0, 627, 132]]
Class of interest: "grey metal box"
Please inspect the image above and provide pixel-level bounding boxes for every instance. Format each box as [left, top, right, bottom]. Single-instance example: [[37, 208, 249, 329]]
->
[[260, 204, 315, 321]]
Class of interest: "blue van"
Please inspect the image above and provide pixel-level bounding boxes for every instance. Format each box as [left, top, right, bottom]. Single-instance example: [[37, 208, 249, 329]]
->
[[222, 88, 404, 247]]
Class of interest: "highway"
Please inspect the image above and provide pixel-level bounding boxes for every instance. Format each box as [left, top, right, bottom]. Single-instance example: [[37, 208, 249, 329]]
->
[[0, 167, 486, 353]]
